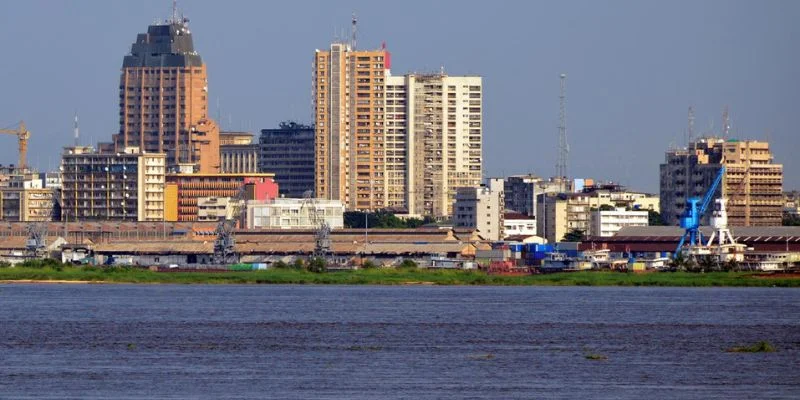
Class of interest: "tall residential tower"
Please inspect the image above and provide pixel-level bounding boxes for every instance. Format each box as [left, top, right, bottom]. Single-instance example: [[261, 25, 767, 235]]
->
[[313, 41, 483, 217], [113, 17, 220, 173], [313, 43, 389, 210]]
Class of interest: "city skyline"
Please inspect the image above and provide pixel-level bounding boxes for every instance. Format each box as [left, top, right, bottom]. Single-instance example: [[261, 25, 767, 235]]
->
[[0, 0, 797, 192]]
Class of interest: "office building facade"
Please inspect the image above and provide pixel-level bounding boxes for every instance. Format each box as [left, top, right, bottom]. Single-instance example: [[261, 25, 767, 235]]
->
[[259, 122, 315, 198], [660, 138, 783, 226]]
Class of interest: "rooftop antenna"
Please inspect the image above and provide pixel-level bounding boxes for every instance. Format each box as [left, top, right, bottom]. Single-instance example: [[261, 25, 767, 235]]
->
[[556, 73, 569, 180], [687, 106, 695, 145], [73, 113, 79, 147], [351, 13, 357, 50], [721, 105, 730, 139], [171, 0, 178, 23]]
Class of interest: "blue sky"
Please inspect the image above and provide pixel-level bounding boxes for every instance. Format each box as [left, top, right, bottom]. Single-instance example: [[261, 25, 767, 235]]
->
[[0, 0, 797, 192]]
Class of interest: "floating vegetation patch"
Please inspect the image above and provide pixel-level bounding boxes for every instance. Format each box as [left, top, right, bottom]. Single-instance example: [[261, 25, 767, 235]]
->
[[585, 353, 608, 360], [346, 345, 383, 352], [726, 341, 776, 353]]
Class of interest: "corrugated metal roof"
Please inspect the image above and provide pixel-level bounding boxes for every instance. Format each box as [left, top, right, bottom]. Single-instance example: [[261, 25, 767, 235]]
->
[[615, 226, 800, 238]]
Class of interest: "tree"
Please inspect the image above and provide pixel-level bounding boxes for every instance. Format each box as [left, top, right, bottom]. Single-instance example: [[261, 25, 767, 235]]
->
[[562, 229, 586, 242], [783, 213, 800, 226], [598, 204, 616, 211], [306, 257, 327, 273], [648, 210, 667, 226], [344, 211, 436, 229]]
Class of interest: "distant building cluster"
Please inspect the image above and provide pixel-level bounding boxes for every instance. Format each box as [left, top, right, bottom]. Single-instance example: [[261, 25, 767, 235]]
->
[[660, 138, 783, 227], [0, 9, 789, 251]]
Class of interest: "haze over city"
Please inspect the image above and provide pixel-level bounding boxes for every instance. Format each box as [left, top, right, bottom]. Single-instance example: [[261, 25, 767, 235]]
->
[[0, 0, 797, 192]]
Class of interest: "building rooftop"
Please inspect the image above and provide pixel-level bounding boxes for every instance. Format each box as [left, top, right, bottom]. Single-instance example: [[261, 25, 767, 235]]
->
[[123, 22, 203, 68]]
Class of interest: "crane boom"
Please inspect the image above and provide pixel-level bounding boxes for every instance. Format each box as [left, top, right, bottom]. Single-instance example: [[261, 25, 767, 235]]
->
[[699, 166, 726, 216], [0, 121, 30, 169], [212, 183, 248, 265], [674, 166, 726, 258]]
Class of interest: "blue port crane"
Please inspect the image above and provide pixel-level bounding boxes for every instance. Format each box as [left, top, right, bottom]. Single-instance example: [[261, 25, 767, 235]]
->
[[674, 166, 726, 258]]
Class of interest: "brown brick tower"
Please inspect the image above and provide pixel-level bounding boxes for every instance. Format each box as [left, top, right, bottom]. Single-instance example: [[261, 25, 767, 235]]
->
[[114, 17, 220, 173]]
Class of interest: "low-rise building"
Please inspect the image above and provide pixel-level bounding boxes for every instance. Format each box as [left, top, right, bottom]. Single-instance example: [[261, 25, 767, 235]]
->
[[0, 187, 55, 222], [165, 173, 278, 222], [503, 212, 537, 238], [537, 187, 658, 243], [590, 208, 649, 237], [245, 198, 344, 230], [453, 178, 504, 241], [504, 175, 572, 217], [197, 196, 239, 222]]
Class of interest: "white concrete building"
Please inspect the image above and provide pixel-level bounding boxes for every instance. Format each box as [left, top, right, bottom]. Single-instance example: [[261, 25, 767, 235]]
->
[[503, 212, 537, 238], [453, 178, 504, 241], [246, 198, 344, 230], [385, 72, 483, 218], [197, 197, 241, 222], [590, 208, 649, 237]]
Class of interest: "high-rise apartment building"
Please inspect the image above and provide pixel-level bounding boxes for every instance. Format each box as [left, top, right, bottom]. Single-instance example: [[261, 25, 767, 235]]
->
[[386, 73, 483, 217], [314, 43, 389, 210], [660, 138, 783, 226], [313, 41, 482, 217], [259, 122, 316, 198], [113, 17, 220, 173]]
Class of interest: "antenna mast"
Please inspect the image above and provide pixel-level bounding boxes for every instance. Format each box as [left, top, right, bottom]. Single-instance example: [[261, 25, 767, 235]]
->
[[556, 73, 569, 179], [171, 0, 178, 23], [687, 106, 695, 145], [74, 113, 79, 147], [351, 13, 357, 49], [721, 105, 730, 139]]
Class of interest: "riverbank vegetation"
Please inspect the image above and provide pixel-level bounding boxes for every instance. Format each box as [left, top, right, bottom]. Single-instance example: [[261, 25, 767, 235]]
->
[[1, 260, 799, 286]]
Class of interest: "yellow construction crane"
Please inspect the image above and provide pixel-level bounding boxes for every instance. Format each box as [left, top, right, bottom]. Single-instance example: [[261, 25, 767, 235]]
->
[[0, 121, 30, 170]]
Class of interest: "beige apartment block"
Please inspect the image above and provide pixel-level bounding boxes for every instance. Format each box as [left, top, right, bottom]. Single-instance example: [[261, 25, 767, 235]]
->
[[0, 187, 55, 222], [391, 73, 483, 218], [314, 43, 389, 210], [660, 138, 783, 226], [113, 20, 220, 174], [61, 146, 166, 221]]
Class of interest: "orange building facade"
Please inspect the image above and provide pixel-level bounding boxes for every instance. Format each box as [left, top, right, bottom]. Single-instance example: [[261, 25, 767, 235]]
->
[[314, 43, 389, 210], [165, 173, 278, 222]]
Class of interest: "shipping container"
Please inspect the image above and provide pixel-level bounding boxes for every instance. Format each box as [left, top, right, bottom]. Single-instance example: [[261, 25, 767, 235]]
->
[[509, 244, 524, 253], [556, 242, 580, 251]]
